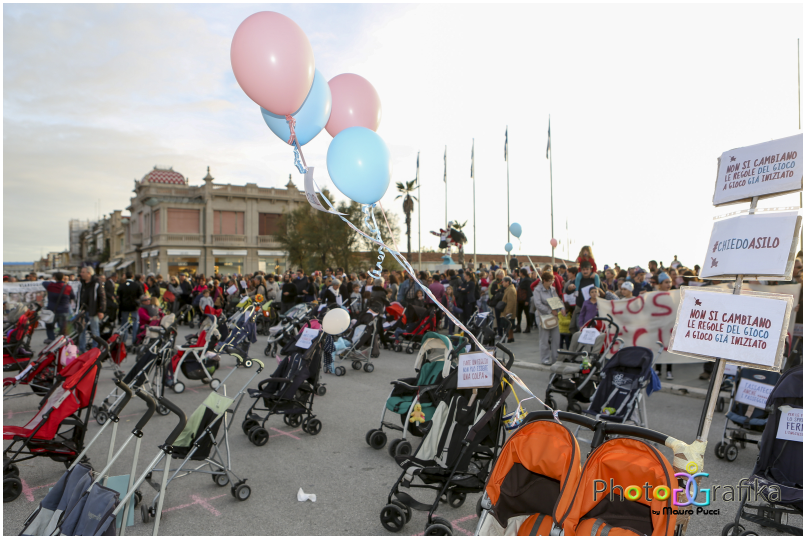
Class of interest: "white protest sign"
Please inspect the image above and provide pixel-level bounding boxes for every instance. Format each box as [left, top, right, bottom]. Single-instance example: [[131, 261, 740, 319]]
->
[[240, 280, 248, 290], [457, 352, 493, 389], [734, 377, 775, 407], [547, 297, 565, 311], [724, 364, 738, 376], [578, 328, 600, 345], [713, 133, 803, 206], [776, 406, 803, 442], [581, 284, 594, 302], [226, 285, 237, 296], [668, 287, 792, 370], [700, 212, 801, 280], [295, 328, 320, 349]]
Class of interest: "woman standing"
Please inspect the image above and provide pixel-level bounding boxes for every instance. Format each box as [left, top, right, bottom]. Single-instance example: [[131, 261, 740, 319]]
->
[[458, 271, 477, 323], [500, 277, 517, 343], [533, 271, 561, 365]]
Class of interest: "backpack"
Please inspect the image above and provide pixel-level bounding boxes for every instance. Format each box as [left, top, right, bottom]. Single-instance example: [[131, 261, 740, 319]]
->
[[192, 292, 203, 308]]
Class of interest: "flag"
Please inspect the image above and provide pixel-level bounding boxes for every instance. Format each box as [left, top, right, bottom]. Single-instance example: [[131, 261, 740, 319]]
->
[[470, 139, 474, 178], [546, 117, 551, 159], [416, 152, 420, 177], [504, 126, 508, 161], [443, 146, 447, 183]]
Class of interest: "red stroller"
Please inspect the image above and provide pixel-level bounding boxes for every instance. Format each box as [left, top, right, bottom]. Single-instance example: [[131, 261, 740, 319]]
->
[[392, 305, 438, 354], [3, 306, 39, 372], [3, 336, 75, 401], [3, 337, 106, 503]]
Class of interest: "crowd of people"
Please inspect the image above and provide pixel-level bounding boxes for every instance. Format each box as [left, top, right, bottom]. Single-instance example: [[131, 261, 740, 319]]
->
[[11, 245, 804, 375]]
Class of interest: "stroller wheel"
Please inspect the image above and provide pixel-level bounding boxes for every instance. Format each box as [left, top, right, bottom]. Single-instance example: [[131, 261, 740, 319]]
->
[[714, 441, 728, 459], [248, 426, 270, 447], [566, 401, 582, 414], [263, 344, 272, 357], [380, 504, 407, 532], [405, 346, 414, 355], [133, 490, 142, 507], [96, 410, 109, 426], [738, 532, 758, 536], [394, 344, 402, 353], [173, 382, 185, 394], [213, 472, 230, 487], [394, 440, 412, 457], [545, 397, 557, 411], [140, 504, 151, 524], [716, 396, 726, 413], [425, 517, 453, 536], [316, 384, 327, 396], [387, 439, 401, 457], [232, 483, 251, 501], [391, 500, 412, 522], [284, 414, 302, 428], [4, 464, 20, 478], [242, 419, 260, 435], [369, 430, 387, 450], [722, 523, 745, 536], [364, 363, 374, 373], [335, 366, 346, 376], [3, 476, 23, 503], [305, 418, 322, 435], [209, 378, 221, 391], [366, 429, 378, 446], [352, 360, 362, 370], [725, 443, 739, 462], [447, 490, 466, 508], [91, 405, 99, 417], [156, 404, 170, 416]]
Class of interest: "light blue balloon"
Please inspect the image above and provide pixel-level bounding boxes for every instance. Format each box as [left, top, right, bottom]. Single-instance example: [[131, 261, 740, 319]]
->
[[504, 242, 513, 253], [327, 126, 392, 205], [261, 69, 331, 146], [509, 222, 522, 238]]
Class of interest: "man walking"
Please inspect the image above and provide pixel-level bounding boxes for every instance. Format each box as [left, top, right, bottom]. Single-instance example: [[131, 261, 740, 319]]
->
[[117, 272, 142, 347], [75, 266, 106, 353]]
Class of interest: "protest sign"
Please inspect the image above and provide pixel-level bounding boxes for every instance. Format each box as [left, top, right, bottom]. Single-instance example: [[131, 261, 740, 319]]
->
[[668, 287, 792, 370], [713, 133, 803, 206], [226, 285, 238, 296], [578, 328, 600, 345], [457, 352, 493, 389], [776, 406, 803, 442], [734, 377, 775, 407], [295, 328, 320, 349], [546, 297, 564, 311], [700, 212, 801, 280]]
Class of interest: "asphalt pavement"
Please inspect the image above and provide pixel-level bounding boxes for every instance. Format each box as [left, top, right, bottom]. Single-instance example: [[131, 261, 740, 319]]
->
[[2, 325, 800, 536]]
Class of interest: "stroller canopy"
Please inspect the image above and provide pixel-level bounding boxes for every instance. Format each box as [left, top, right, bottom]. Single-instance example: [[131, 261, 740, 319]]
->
[[413, 332, 453, 377]]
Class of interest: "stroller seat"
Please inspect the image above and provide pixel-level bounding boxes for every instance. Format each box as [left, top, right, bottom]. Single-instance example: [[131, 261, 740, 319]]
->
[[385, 359, 445, 421], [550, 362, 584, 375], [584, 346, 653, 424], [726, 410, 768, 428]]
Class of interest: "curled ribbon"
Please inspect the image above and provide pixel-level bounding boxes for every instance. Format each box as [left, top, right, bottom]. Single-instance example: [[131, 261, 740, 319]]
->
[[285, 115, 297, 145], [362, 205, 386, 279]]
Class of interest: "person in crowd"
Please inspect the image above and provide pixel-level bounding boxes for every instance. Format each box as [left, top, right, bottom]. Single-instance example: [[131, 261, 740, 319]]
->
[[42, 271, 75, 344], [488, 269, 505, 334], [102, 273, 117, 326], [631, 267, 652, 295], [457, 271, 477, 324], [387, 274, 399, 301], [445, 285, 460, 333], [533, 271, 561, 365], [573, 261, 600, 324], [618, 281, 634, 299], [292, 269, 307, 304], [323, 278, 342, 306], [500, 276, 517, 343], [117, 271, 142, 347], [249, 275, 268, 302], [603, 267, 618, 292], [578, 287, 599, 329], [576, 245, 597, 273], [397, 272, 412, 307], [264, 274, 279, 303], [648, 260, 659, 276], [166, 276, 182, 314], [428, 273, 446, 306], [656, 272, 672, 292], [514, 268, 533, 333], [177, 273, 192, 307], [478, 271, 490, 312], [558, 306, 573, 350], [75, 266, 106, 353], [281, 274, 298, 313], [198, 288, 214, 315], [349, 283, 362, 314]]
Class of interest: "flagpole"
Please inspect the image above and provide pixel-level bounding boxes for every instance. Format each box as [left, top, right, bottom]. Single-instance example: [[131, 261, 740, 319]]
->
[[505, 126, 510, 270], [472, 139, 477, 270], [549, 116, 555, 266], [417, 151, 422, 271]]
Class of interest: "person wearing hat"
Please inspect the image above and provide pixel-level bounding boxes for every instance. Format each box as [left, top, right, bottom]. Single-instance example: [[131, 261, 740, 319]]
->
[[656, 272, 672, 292], [617, 281, 634, 300], [630, 267, 652, 297]]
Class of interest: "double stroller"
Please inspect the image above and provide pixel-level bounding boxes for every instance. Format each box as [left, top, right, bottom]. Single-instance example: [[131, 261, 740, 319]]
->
[[545, 316, 620, 413], [721, 365, 802, 536], [713, 367, 781, 462], [366, 332, 458, 457], [379, 344, 515, 535], [242, 326, 329, 446]]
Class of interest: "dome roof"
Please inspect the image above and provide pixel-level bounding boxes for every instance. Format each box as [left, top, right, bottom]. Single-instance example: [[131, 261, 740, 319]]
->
[[143, 167, 186, 185]]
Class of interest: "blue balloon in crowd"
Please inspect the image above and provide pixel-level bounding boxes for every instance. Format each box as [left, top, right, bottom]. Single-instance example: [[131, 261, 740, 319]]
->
[[261, 69, 331, 146], [327, 126, 392, 205], [509, 222, 522, 238], [504, 242, 513, 253]]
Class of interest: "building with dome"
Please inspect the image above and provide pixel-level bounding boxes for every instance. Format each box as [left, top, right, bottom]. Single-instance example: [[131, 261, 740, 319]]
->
[[107, 166, 307, 277]]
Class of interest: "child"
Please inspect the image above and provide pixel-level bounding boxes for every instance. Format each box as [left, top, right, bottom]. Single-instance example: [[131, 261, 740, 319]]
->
[[199, 288, 214, 314], [578, 288, 599, 329], [558, 307, 573, 349], [575, 245, 597, 273], [350, 284, 362, 315], [445, 286, 461, 334]]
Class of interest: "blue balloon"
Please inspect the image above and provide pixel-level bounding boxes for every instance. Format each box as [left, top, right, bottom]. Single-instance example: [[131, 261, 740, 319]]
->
[[261, 69, 331, 146], [509, 222, 522, 238], [504, 242, 513, 253], [327, 126, 391, 205]]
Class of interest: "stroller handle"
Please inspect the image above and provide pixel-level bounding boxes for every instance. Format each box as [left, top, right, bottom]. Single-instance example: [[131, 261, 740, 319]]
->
[[522, 411, 670, 446], [109, 379, 134, 417], [91, 333, 110, 353], [158, 396, 188, 448], [133, 388, 157, 433], [495, 343, 515, 369]]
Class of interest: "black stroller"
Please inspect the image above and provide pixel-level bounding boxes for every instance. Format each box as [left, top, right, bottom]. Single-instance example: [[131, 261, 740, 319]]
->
[[713, 367, 781, 462], [242, 328, 329, 446], [722, 365, 802, 536], [464, 310, 496, 348], [379, 344, 514, 535], [336, 308, 381, 373]]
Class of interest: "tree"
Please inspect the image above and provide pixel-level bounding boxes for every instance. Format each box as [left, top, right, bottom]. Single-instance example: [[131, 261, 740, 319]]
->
[[395, 179, 418, 260]]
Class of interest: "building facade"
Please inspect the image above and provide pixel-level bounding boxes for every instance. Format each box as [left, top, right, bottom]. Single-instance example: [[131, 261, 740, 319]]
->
[[111, 166, 306, 277]]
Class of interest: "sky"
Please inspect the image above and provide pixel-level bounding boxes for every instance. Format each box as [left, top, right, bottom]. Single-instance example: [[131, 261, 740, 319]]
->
[[3, 3, 803, 270]]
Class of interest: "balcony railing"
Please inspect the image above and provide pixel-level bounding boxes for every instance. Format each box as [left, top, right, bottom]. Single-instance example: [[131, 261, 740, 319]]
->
[[212, 234, 247, 245], [152, 234, 204, 244], [257, 235, 281, 246]]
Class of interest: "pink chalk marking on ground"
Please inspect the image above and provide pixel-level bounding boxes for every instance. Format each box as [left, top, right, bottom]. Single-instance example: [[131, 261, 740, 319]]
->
[[414, 513, 476, 536], [6, 408, 38, 419], [20, 478, 58, 503], [163, 492, 228, 516], [269, 427, 303, 440]]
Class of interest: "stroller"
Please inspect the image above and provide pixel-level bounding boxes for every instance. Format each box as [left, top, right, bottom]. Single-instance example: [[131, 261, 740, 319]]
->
[[166, 314, 222, 394], [545, 315, 621, 413], [242, 327, 329, 446], [713, 367, 781, 463], [3, 336, 74, 400], [3, 304, 38, 372], [392, 304, 438, 354], [366, 332, 457, 458], [139, 337, 266, 523], [464, 310, 497, 348], [379, 344, 515, 535], [263, 302, 312, 357], [722, 365, 802, 536], [3, 337, 106, 503], [336, 307, 382, 373], [476, 410, 678, 536]]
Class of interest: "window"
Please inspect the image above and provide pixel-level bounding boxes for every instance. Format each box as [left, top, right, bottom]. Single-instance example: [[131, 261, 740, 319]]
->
[[138, 212, 144, 234], [153, 209, 160, 234], [258, 213, 282, 235], [213, 211, 244, 234], [167, 209, 200, 234]]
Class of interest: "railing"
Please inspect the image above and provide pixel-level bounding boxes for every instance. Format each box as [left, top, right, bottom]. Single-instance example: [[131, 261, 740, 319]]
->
[[257, 235, 280, 246], [212, 234, 247, 245], [152, 234, 204, 244]]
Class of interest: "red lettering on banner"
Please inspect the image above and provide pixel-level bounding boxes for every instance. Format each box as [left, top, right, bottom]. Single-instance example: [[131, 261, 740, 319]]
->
[[626, 296, 645, 314], [651, 292, 673, 317], [632, 328, 647, 346], [610, 300, 624, 315], [657, 328, 667, 349]]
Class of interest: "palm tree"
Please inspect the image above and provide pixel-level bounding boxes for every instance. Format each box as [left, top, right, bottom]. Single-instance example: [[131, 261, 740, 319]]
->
[[395, 179, 418, 259]]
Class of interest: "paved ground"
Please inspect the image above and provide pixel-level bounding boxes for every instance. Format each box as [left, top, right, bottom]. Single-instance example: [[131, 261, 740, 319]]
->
[[3, 326, 800, 536]]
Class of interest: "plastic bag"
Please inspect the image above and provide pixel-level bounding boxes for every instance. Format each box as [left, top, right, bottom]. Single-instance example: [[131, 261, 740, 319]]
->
[[646, 368, 662, 396]]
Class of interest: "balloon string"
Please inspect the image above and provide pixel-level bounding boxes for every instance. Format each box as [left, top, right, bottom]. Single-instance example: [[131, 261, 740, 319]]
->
[[362, 204, 386, 279], [293, 139, 308, 174], [285, 115, 297, 145]]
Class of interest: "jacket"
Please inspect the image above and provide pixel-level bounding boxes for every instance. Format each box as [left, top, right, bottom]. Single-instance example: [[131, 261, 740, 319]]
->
[[117, 279, 142, 311], [75, 277, 106, 318], [532, 283, 559, 317], [558, 311, 572, 334], [578, 299, 598, 328], [428, 281, 446, 306], [44, 281, 75, 314], [264, 281, 280, 302], [397, 279, 412, 305], [104, 280, 117, 307], [457, 279, 476, 307], [501, 285, 517, 318], [281, 282, 298, 303]]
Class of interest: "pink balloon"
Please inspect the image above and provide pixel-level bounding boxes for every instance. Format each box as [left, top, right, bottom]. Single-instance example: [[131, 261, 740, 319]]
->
[[230, 12, 315, 116], [550, 238, 558, 249], [325, 74, 382, 137]]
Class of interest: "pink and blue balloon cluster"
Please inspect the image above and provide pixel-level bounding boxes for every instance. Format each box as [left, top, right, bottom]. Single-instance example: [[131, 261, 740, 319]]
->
[[230, 11, 391, 205]]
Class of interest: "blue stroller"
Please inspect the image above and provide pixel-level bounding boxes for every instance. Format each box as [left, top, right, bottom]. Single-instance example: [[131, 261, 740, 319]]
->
[[722, 365, 802, 536], [713, 367, 780, 462]]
